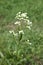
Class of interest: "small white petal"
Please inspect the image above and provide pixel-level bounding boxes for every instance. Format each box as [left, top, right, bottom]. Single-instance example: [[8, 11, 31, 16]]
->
[[21, 13, 27, 17], [14, 21, 20, 25], [19, 30, 24, 34], [16, 12, 21, 15], [26, 26, 31, 30], [27, 40, 29, 42], [18, 12, 21, 14], [29, 22, 32, 25], [27, 20, 30, 23], [13, 33, 18, 36], [18, 15, 21, 17], [9, 30, 14, 34], [27, 21, 32, 26]]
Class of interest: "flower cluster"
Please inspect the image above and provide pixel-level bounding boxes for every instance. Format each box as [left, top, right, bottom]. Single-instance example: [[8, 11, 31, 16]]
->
[[15, 12, 32, 30], [9, 12, 32, 45], [15, 12, 27, 19], [9, 30, 24, 37]]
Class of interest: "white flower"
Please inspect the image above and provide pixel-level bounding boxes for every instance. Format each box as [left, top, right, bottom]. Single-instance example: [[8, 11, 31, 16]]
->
[[14, 21, 20, 25], [29, 43, 32, 45], [18, 12, 21, 14], [13, 33, 18, 36], [27, 20, 30, 23], [19, 30, 24, 34], [29, 22, 32, 25], [27, 21, 32, 26], [9, 30, 18, 36], [26, 26, 31, 30], [19, 15, 21, 17], [21, 13, 27, 17], [27, 40, 29, 42], [16, 12, 21, 15], [9, 30, 14, 34], [27, 42, 32, 45]]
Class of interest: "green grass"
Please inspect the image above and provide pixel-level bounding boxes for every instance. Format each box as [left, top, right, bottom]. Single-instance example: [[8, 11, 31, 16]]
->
[[0, 0, 43, 32], [0, 0, 43, 65]]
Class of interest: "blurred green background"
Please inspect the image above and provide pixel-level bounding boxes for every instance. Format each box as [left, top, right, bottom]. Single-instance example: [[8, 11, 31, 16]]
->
[[0, 0, 43, 65]]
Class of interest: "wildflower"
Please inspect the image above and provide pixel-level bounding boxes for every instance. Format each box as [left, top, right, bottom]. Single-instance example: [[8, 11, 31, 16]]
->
[[18, 15, 21, 17], [14, 21, 21, 25], [19, 30, 24, 34], [21, 13, 27, 17]]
